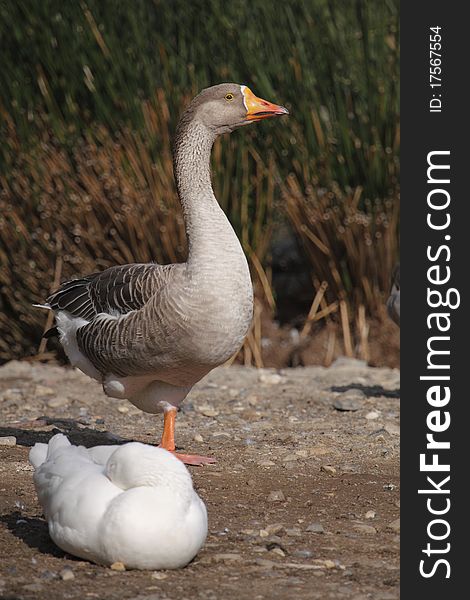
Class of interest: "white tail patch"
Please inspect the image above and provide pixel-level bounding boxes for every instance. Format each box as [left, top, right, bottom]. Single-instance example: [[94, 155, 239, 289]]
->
[[55, 311, 101, 380]]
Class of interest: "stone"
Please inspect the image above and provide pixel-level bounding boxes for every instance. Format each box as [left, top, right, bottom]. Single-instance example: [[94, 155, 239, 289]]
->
[[285, 527, 302, 537], [47, 396, 68, 408], [320, 465, 337, 475], [23, 583, 44, 592], [0, 436, 16, 446], [384, 423, 400, 436], [60, 568, 75, 581], [265, 524, 284, 535], [198, 405, 219, 417], [110, 562, 126, 571], [151, 572, 168, 580], [270, 547, 286, 557], [366, 411, 380, 420], [353, 524, 377, 534], [213, 553, 242, 562], [117, 405, 129, 413], [306, 522, 324, 534], [34, 385, 55, 397], [258, 460, 276, 467], [193, 433, 204, 443], [259, 529, 269, 538], [293, 549, 314, 559], [333, 390, 365, 411], [258, 372, 284, 385], [387, 518, 400, 532], [365, 510, 376, 519], [1, 389, 23, 402], [330, 357, 367, 369], [282, 454, 299, 462], [267, 490, 285, 502]]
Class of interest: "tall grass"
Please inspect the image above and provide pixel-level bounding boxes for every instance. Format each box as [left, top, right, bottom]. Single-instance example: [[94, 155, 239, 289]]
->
[[0, 0, 399, 364], [0, 0, 399, 200]]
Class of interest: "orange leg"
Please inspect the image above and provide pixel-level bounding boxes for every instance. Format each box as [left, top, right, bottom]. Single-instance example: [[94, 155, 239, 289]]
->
[[158, 406, 216, 466]]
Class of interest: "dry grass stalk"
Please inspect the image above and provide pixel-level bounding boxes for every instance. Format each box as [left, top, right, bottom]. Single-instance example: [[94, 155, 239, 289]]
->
[[300, 281, 328, 340], [356, 304, 370, 362], [283, 174, 399, 361], [339, 300, 354, 358], [324, 325, 337, 367]]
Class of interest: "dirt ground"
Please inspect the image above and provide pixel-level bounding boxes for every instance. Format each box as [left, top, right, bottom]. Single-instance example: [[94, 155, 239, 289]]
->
[[0, 359, 400, 600]]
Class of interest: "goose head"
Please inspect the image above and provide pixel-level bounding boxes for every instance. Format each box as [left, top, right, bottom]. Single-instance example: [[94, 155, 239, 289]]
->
[[182, 83, 289, 135]]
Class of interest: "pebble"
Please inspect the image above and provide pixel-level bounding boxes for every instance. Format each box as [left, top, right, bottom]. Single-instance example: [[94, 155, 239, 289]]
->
[[384, 423, 400, 436], [151, 572, 168, 580], [331, 357, 367, 369], [255, 558, 276, 569], [293, 549, 314, 559], [193, 434, 204, 443], [322, 559, 339, 569], [333, 391, 364, 411], [265, 524, 284, 535], [246, 394, 259, 406], [110, 562, 126, 571], [47, 396, 68, 408], [23, 583, 44, 592], [259, 372, 284, 385], [320, 465, 337, 475], [306, 522, 324, 534], [285, 527, 302, 537], [259, 529, 270, 538], [1, 388, 22, 402], [198, 405, 219, 417], [213, 553, 242, 562], [282, 454, 299, 462], [387, 518, 400, 532], [267, 490, 285, 502], [353, 524, 377, 534], [60, 568, 75, 581], [34, 385, 55, 397], [365, 510, 376, 519], [117, 405, 129, 413], [366, 411, 380, 420], [0, 436, 16, 446], [270, 547, 286, 557], [258, 460, 276, 467]]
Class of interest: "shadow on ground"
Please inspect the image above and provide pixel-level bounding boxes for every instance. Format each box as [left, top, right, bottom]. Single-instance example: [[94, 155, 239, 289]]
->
[[329, 384, 400, 399], [0, 417, 130, 448]]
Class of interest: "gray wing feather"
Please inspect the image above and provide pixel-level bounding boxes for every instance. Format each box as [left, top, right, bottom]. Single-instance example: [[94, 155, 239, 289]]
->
[[47, 263, 167, 320]]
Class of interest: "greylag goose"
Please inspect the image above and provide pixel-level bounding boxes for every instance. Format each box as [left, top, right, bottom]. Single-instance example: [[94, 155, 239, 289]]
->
[[387, 264, 400, 326], [39, 84, 288, 465]]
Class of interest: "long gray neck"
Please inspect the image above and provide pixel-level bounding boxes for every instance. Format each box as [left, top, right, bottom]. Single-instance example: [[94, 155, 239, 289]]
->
[[173, 119, 242, 268]]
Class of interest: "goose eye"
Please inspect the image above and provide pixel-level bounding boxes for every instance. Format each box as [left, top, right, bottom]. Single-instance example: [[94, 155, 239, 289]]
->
[[224, 93, 234, 101]]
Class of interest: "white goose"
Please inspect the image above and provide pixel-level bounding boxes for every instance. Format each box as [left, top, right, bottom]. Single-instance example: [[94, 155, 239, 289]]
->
[[29, 433, 207, 569], [39, 84, 288, 464]]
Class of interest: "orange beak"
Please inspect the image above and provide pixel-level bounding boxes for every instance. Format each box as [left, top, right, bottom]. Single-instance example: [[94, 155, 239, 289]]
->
[[242, 86, 289, 121]]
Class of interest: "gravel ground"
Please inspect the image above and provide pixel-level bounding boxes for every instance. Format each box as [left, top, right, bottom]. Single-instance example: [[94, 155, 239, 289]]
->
[[0, 359, 400, 600]]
